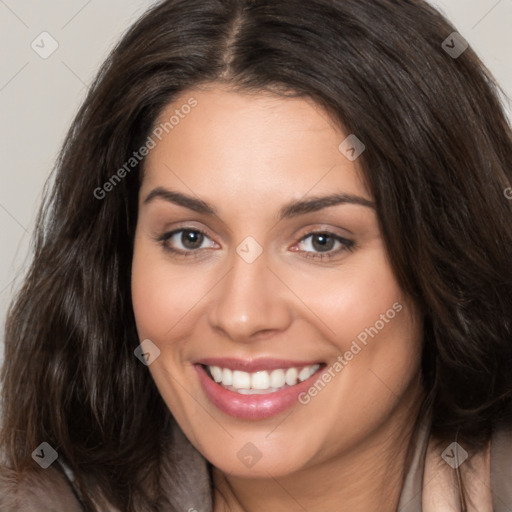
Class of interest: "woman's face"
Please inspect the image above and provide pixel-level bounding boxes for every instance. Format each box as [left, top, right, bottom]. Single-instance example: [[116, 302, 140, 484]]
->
[[131, 84, 423, 478]]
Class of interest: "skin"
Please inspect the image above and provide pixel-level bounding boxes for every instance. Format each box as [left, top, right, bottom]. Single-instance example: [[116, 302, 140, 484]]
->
[[131, 84, 425, 512]]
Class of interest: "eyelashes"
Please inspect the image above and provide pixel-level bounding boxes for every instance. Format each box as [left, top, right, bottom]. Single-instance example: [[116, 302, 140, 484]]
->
[[156, 227, 355, 262], [295, 231, 355, 261], [157, 228, 214, 256]]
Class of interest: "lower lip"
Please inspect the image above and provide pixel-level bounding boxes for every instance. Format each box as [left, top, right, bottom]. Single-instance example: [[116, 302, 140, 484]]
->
[[195, 364, 324, 420]]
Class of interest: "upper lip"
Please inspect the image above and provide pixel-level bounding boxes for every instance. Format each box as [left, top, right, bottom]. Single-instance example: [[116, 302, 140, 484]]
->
[[196, 357, 324, 372]]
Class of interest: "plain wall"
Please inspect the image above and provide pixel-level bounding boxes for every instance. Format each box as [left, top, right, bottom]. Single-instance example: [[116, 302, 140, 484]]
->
[[1, 0, 511, 367]]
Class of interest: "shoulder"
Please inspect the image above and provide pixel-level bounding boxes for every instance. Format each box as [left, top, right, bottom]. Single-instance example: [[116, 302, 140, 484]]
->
[[422, 421, 512, 512], [0, 462, 84, 512], [490, 421, 512, 510]]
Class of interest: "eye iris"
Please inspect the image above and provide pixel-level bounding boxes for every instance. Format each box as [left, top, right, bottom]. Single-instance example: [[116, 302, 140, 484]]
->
[[312, 233, 334, 252], [182, 230, 203, 249]]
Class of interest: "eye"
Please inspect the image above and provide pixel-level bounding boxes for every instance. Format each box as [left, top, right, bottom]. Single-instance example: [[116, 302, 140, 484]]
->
[[294, 231, 355, 261], [156, 227, 355, 262], [157, 228, 216, 257]]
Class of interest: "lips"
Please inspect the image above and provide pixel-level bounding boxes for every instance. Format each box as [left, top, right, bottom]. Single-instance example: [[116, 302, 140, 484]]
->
[[194, 358, 325, 420]]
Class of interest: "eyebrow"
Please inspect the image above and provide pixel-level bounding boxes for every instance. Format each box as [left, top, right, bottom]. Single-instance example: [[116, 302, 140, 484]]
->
[[143, 186, 375, 220]]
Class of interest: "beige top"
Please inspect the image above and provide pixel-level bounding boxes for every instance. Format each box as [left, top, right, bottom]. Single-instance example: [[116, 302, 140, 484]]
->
[[1, 416, 511, 511], [397, 417, 512, 511]]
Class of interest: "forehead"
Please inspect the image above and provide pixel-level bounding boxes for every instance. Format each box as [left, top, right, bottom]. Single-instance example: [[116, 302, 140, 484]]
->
[[141, 85, 370, 207]]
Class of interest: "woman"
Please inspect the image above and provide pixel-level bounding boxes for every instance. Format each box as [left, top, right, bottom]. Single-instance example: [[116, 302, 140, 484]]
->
[[1, 0, 511, 510]]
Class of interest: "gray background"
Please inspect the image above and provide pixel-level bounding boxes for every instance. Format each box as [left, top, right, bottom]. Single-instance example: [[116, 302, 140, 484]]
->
[[1, 0, 511, 367]]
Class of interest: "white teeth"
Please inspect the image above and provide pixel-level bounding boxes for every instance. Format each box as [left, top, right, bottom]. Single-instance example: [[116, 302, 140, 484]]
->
[[222, 368, 233, 386], [206, 363, 321, 393], [251, 371, 270, 390], [285, 367, 298, 386], [210, 366, 223, 383], [237, 388, 281, 395], [309, 364, 320, 377], [298, 367, 310, 382], [232, 370, 251, 389], [270, 369, 286, 388]]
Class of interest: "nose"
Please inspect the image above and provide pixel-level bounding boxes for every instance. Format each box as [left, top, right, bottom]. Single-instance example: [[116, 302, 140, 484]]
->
[[207, 243, 293, 343]]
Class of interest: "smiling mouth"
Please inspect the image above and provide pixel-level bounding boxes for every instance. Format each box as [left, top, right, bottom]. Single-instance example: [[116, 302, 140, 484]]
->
[[202, 363, 324, 395]]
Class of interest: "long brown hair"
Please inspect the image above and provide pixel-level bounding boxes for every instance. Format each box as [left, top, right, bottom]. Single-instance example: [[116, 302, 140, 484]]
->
[[2, 0, 512, 510]]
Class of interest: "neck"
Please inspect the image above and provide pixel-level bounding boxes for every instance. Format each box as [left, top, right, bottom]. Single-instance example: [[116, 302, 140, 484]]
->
[[212, 381, 424, 512]]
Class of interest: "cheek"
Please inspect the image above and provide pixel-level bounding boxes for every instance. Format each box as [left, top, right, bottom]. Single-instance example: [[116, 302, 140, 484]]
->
[[279, 243, 406, 350], [131, 236, 202, 426], [131, 236, 206, 341], [277, 242, 422, 407]]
